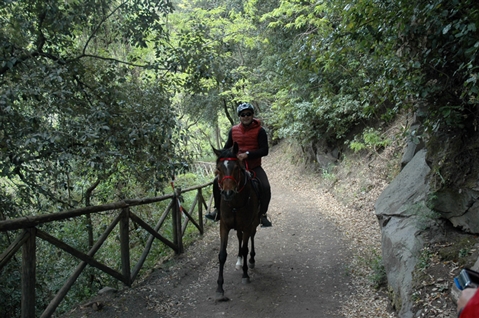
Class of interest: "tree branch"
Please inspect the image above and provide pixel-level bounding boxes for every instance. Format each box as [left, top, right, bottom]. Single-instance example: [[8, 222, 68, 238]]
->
[[14, 167, 76, 209], [85, 179, 101, 207], [82, 0, 129, 55]]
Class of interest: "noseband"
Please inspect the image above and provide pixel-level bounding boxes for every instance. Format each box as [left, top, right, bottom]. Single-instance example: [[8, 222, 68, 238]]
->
[[218, 157, 247, 193]]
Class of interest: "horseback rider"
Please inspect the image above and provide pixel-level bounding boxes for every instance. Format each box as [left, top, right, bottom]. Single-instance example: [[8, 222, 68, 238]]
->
[[205, 102, 272, 227]]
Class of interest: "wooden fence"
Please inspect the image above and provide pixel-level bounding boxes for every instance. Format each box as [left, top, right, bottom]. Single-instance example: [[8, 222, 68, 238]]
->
[[0, 181, 213, 318]]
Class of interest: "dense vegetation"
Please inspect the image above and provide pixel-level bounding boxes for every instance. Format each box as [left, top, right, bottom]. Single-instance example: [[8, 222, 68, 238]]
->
[[1, 0, 477, 316]]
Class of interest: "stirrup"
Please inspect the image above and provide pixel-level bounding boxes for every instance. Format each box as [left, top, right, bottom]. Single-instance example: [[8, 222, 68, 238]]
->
[[260, 214, 272, 227], [205, 209, 219, 222]]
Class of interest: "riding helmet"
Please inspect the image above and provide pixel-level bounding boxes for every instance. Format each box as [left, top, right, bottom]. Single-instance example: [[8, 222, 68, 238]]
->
[[237, 102, 254, 115]]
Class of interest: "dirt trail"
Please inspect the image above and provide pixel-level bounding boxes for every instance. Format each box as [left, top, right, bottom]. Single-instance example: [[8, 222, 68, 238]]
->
[[66, 148, 354, 318]]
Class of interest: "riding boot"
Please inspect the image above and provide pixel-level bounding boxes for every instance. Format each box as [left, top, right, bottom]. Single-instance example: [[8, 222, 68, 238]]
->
[[205, 208, 220, 222], [206, 178, 221, 222], [260, 214, 272, 227]]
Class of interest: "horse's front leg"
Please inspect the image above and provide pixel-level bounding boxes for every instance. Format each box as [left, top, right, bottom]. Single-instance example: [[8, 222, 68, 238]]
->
[[249, 231, 256, 269], [236, 231, 243, 270], [216, 225, 230, 301], [241, 233, 250, 284]]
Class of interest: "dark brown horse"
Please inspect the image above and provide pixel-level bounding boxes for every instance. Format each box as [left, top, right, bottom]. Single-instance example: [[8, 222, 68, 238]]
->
[[213, 142, 261, 301]]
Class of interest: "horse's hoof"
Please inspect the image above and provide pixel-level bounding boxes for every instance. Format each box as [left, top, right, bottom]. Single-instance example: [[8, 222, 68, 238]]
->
[[248, 263, 255, 269], [236, 257, 243, 270], [215, 293, 229, 302], [242, 277, 250, 284]]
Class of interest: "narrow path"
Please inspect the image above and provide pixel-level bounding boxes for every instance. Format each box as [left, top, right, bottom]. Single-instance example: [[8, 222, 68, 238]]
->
[[66, 152, 353, 318]]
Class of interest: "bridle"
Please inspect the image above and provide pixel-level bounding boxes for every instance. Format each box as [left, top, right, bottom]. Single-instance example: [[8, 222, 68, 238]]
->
[[217, 157, 248, 193]]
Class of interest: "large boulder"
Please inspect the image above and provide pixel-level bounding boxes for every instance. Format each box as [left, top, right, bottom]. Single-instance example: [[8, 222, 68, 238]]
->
[[375, 149, 433, 318], [400, 124, 425, 169], [424, 129, 479, 235], [429, 187, 479, 234]]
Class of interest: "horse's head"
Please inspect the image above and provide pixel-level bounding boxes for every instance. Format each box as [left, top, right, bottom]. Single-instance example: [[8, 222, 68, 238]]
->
[[213, 142, 245, 201]]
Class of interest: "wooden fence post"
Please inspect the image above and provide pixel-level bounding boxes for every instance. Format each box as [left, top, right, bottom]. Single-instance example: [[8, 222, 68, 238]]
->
[[172, 190, 184, 254], [198, 188, 204, 234], [120, 207, 131, 286], [21, 228, 36, 318]]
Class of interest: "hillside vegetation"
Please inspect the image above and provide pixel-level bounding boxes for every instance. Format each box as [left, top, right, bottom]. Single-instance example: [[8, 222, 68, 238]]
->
[[1, 0, 478, 316]]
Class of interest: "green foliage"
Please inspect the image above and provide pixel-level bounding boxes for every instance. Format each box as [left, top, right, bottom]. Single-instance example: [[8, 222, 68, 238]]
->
[[408, 201, 441, 231], [259, 0, 478, 150], [349, 128, 391, 153], [321, 167, 336, 182], [369, 252, 387, 290], [172, 0, 478, 160], [256, 0, 406, 146], [417, 246, 433, 271], [275, 95, 369, 145], [0, 256, 21, 317], [459, 248, 471, 258], [2, 0, 479, 315], [170, 0, 265, 127], [397, 0, 479, 132], [357, 248, 387, 289], [0, 1, 207, 315], [0, 0, 193, 218]]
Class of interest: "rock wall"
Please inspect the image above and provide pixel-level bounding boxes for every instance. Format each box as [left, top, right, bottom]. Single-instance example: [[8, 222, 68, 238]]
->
[[376, 137, 479, 317], [309, 114, 479, 317], [375, 149, 433, 318]]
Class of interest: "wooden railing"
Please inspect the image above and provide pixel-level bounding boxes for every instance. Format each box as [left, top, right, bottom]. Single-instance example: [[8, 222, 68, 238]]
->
[[0, 181, 213, 318]]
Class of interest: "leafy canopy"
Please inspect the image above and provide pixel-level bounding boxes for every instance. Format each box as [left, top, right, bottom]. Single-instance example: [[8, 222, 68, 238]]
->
[[0, 0, 189, 218]]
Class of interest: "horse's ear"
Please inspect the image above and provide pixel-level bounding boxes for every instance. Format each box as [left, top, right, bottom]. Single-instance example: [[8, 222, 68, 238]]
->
[[212, 146, 222, 157], [233, 142, 239, 155]]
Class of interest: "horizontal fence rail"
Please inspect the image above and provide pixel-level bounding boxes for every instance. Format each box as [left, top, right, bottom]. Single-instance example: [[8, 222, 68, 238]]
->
[[0, 181, 214, 318]]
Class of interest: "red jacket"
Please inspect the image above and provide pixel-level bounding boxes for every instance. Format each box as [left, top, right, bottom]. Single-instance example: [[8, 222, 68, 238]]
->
[[230, 119, 263, 169], [461, 289, 479, 318]]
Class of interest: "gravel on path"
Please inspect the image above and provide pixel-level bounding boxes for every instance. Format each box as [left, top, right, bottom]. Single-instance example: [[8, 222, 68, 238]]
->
[[65, 141, 396, 318]]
